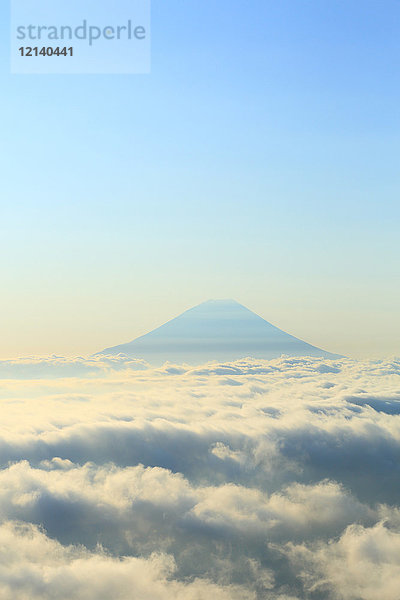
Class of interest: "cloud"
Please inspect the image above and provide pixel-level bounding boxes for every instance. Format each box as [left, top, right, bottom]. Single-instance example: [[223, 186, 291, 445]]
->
[[0, 355, 148, 379], [1, 354, 400, 598], [0, 521, 254, 600], [286, 521, 400, 600]]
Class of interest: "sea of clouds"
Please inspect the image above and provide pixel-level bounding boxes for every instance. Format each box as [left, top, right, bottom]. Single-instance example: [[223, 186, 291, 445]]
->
[[1, 354, 400, 599]]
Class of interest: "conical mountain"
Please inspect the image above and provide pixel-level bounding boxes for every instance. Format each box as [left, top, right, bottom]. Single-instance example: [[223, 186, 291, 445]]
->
[[98, 299, 341, 365]]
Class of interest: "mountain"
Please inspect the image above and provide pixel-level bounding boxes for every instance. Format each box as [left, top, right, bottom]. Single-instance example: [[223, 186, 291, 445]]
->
[[97, 299, 341, 365]]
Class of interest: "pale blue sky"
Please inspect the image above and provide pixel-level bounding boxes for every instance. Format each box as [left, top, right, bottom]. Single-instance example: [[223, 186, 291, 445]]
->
[[0, 0, 399, 357]]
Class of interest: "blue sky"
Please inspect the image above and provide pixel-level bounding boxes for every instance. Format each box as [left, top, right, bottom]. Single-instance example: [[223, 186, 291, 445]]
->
[[0, 0, 399, 357]]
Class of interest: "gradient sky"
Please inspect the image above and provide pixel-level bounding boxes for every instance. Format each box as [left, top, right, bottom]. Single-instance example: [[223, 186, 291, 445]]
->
[[0, 0, 399, 358]]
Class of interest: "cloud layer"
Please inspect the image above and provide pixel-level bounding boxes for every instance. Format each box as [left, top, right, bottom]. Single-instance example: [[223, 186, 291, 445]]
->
[[1, 355, 400, 598]]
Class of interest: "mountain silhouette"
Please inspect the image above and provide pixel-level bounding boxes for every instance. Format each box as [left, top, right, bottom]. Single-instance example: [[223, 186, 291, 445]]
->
[[98, 299, 341, 365]]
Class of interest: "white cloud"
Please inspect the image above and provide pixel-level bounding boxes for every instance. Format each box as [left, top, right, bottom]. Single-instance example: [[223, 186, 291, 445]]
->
[[0, 354, 400, 597], [0, 521, 254, 600], [286, 521, 400, 600]]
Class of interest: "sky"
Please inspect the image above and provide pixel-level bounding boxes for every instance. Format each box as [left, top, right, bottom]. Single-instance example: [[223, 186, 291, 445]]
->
[[0, 0, 399, 358]]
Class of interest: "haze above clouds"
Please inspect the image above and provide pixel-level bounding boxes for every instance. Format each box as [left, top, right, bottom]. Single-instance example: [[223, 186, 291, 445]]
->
[[1, 354, 400, 598]]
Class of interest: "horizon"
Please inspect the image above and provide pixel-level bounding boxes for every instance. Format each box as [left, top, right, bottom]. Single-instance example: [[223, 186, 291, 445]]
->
[[0, 296, 395, 361]]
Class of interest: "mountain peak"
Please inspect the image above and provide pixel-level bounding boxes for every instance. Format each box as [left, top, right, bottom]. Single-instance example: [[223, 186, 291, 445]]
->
[[98, 300, 341, 364]]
